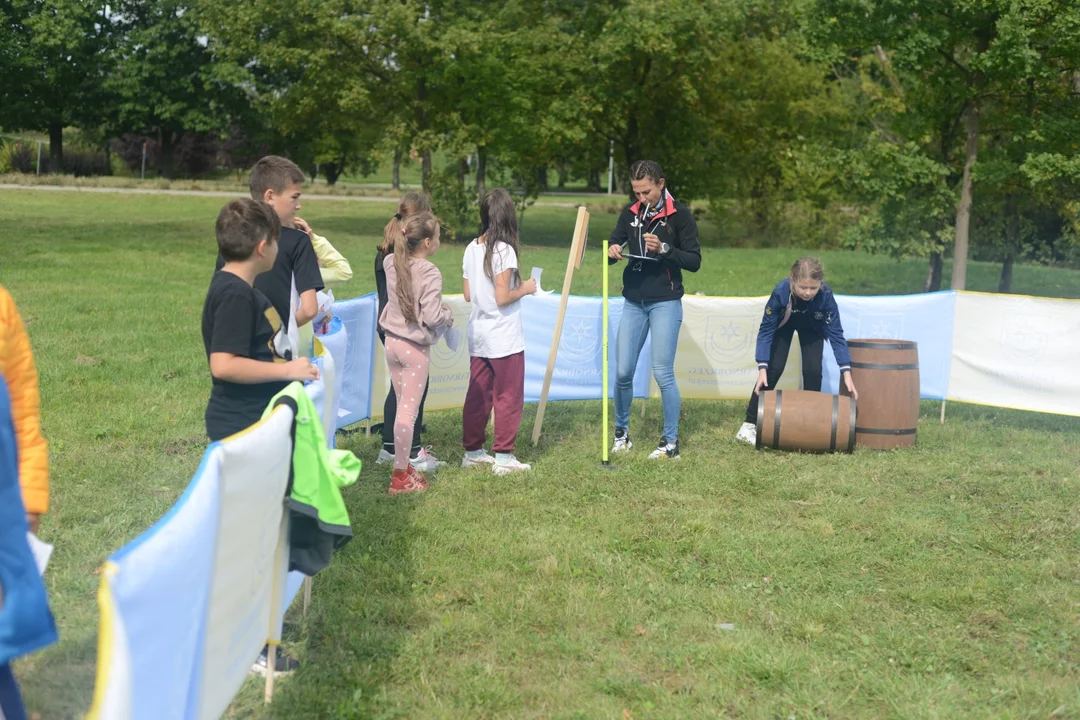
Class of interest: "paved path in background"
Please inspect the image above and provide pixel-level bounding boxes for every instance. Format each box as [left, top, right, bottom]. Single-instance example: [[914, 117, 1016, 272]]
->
[[0, 183, 588, 207]]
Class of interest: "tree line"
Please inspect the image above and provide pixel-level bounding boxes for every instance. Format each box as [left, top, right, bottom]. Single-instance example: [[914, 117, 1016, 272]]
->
[[2, 0, 1079, 290]]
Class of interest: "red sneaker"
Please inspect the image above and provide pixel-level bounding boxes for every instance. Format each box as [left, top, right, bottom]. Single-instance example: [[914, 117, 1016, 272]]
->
[[389, 468, 427, 495]]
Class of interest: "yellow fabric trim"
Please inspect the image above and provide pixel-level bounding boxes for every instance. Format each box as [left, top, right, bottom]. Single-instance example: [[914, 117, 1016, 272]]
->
[[222, 403, 294, 442], [87, 561, 120, 720], [956, 289, 1080, 304]]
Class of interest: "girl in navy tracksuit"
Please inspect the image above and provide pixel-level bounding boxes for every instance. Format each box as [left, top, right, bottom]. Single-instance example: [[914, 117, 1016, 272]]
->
[[736, 257, 859, 445]]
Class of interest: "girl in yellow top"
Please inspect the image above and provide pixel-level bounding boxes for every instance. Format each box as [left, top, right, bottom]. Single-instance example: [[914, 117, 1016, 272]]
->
[[294, 217, 353, 345], [295, 217, 353, 286], [0, 286, 49, 533]]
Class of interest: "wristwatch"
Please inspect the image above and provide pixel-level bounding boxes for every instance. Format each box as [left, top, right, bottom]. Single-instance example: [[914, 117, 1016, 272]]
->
[[660, 242, 670, 255]]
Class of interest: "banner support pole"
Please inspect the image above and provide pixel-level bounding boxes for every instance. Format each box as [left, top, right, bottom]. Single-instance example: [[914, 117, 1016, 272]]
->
[[264, 644, 277, 702], [940, 400, 946, 425], [602, 224, 610, 465]]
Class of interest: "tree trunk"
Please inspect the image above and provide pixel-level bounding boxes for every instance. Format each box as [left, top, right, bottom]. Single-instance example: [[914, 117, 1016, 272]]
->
[[924, 252, 943, 292], [457, 157, 469, 186], [950, 102, 980, 291], [325, 161, 343, 186], [998, 254, 1014, 294], [999, 192, 1019, 293], [587, 167, 601, 193], [475, 146, 487, 200], [392, 149, 401, 190], [422, 150, 432, 193], [537, 166, 548, 191], [48, 123, 63, 172], [160, 130, 175, 180], [623, 114, 641, 199], [417, 77, 432, 193]]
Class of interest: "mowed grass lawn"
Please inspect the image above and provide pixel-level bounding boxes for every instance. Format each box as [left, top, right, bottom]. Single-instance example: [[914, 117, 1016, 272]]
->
[[2, 188, 1079, 719]]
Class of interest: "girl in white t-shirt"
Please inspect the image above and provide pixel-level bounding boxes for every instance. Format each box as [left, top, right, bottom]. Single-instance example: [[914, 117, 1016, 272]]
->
[[460, 189, 537, 474]]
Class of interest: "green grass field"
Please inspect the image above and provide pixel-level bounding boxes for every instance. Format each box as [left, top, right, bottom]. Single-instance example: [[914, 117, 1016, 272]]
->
[[2, 189, 1079, 719]]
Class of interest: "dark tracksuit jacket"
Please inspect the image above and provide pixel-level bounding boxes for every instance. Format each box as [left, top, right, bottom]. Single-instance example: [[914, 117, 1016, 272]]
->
[[755, 278, 852, 372], [607, 191, 701, 303]]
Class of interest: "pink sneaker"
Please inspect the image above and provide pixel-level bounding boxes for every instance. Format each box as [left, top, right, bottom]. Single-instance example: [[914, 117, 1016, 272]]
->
[[388, 468, 427, 495]]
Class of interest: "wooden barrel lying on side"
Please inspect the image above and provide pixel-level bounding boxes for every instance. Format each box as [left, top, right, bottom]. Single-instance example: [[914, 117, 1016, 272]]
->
[[756, 389, 856, 453], [840, 339, 920, 450]]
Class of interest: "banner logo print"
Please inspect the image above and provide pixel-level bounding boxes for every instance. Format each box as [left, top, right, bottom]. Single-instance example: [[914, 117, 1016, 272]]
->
[[704, 316, 754, 363], [558, 314, 602, 367], [857, 314, 905, 340], [429, 311, 470, 370], [1001, 312, 1049, 364]]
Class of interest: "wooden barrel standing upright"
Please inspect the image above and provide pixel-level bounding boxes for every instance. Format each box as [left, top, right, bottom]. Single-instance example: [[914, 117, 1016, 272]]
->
[[756, 389, 856, 453], [840, 339, 920, 450]]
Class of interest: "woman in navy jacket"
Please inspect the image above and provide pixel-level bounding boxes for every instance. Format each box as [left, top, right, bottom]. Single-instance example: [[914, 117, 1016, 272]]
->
[[736, 258, 859, 445]]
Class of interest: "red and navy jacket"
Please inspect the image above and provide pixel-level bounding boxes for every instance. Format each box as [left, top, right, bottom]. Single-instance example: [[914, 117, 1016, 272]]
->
[[608, 191, 701, 303], [755, 278, 852, 371]]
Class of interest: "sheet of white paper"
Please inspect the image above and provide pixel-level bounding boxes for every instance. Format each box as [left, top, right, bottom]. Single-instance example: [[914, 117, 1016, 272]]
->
[[27, 532, 53, 575], [530, 267, 554, 296]]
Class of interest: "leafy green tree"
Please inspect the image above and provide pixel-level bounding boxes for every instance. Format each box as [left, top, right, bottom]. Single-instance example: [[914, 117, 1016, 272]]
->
[[814, 0, 1080, 289], [108, 0, 245, 178], [0, 0, 111, 167]]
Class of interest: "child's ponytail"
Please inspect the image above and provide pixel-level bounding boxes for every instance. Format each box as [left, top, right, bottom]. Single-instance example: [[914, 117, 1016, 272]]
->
[[393, 212, 439, 326], [381, 192, 432, 255]]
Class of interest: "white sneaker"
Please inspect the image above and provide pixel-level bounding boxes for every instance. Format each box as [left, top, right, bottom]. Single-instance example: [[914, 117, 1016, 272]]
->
[[461, 448, 496, 468], [647, 439, 680, 459], [375, 448, 394, 465], [493, 454, 531, 475], [612, 429, 632, 453], [735, 422, 757, 446], [250, 644, 299, 677], [410, 446, 447, 473]]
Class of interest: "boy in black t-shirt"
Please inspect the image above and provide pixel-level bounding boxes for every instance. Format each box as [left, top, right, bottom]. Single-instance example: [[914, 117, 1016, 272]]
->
[[215, 156, 325, 346], [202, 199, 320, 442]]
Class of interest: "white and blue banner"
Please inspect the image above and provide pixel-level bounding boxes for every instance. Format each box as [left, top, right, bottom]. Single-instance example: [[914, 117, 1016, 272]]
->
[[90, 405, 298, 720], [948, 291, 1080, 416], [332, 294, 378, 429], [524, 295, 651, 402], [340, 289, 1078, 416], [824, 291, 956, 401]]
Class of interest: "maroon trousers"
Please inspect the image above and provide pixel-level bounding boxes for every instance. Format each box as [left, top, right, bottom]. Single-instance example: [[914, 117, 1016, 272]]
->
[[462, 352, 525, 453]]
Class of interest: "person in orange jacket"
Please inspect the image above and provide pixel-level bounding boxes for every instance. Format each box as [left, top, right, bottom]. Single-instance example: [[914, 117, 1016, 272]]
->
[[0, 285, 49, 533]]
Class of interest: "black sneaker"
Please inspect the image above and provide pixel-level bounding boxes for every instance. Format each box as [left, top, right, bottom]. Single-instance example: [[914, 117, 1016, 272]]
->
[[647, 438, 679, 459], [612, 428, 632, 453], [250, 644, 300, 677]]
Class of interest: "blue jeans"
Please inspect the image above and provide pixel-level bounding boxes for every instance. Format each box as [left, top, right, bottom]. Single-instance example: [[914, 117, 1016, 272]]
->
[[615, 299, 683, 443]]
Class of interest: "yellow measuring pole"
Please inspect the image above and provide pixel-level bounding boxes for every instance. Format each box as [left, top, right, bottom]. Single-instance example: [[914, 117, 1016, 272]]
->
[[602, 235, 610, 464]]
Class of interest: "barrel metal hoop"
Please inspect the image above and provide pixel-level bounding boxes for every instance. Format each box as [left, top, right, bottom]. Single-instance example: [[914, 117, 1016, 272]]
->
[[773, 390, 783, 448], [855, 427, 918, 435], [829, 394, 838, 452], [847, 398, 857, 453], [847, 341, 918, 350], [850, 362, 920, 370], [755, 392, 764, 449]]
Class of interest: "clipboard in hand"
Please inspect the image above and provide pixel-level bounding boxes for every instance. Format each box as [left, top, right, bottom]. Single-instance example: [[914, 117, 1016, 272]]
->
[[620, 242, 659, 262]]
